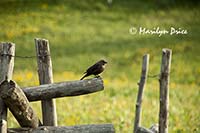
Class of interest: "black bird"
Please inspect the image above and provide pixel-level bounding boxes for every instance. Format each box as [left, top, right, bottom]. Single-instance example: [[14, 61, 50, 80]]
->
[[80, 60, 107, 80]]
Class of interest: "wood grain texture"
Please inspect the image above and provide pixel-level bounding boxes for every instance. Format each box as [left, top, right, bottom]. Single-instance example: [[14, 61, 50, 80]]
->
[[8, 124, 115, 133], [159, 49, 172, 133], [0, 80, 41, 128], [23, 77, 104, 101], [134, 54, 149, 133], [0, 42, 15, 133], [35, 38, 57, 126]]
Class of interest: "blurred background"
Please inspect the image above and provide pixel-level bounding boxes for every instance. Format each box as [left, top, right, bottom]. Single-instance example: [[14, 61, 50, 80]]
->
[[0, 0, 199, 132]]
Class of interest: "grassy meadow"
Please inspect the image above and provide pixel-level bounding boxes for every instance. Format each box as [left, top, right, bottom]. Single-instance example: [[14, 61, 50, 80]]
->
[[0, 0, 200, 132]]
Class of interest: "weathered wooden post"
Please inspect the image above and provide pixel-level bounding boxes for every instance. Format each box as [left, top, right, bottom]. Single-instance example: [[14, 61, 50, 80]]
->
[[0, 42, 15, 133], [35, 38, 57, 126], [0, 80, 41, 128], [23, 77, 104, 101], [133, 54, 149, 133], [159, 49, 172, 133]]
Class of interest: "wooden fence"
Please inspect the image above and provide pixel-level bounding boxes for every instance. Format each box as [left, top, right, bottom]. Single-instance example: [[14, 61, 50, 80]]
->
[[0, 39, 115, 133], [133, 49, 172, 133], [0, 39, 172, 133]]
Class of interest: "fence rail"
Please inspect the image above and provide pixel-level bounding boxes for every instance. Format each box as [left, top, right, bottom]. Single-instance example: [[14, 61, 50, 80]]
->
[[8, 124, 115, 133], [23, 77, 104, 101]]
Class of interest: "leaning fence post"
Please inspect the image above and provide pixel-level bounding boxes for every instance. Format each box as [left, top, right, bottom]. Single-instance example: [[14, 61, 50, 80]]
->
[[0, 80, 41, 128], [133, 54, 149, 133], [35, 38, 57, 126], [0, 42, 15, 133], [159, 49, 172, 133]]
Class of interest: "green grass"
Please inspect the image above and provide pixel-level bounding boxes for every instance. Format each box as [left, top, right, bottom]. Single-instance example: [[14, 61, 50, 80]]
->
[[1, 0, 200, 132]]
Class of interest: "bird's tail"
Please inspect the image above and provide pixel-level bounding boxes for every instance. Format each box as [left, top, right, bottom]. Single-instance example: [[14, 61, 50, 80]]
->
[[80, 74, 87, 80]]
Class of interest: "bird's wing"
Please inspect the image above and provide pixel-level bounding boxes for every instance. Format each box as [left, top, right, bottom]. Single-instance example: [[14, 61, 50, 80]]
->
[[86, 63, 99, 73]]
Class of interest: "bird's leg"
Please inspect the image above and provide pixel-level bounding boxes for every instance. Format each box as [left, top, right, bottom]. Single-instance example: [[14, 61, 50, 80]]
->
[[95, 75, 101, 78]]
